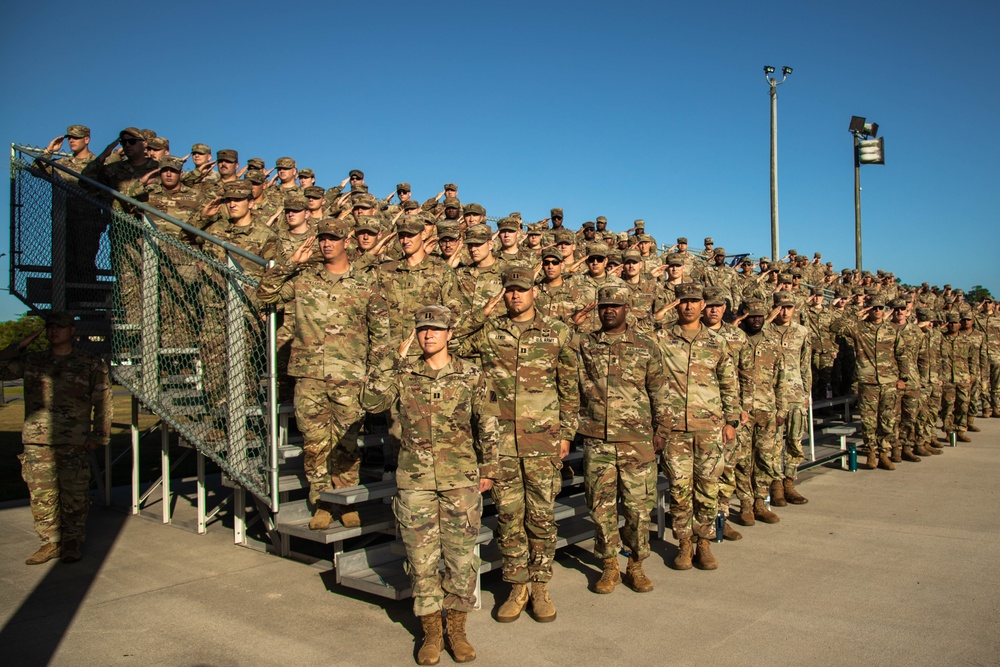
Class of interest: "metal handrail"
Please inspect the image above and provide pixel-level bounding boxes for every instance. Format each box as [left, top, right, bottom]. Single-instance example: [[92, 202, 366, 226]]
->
[[13, 144, 267, 268]]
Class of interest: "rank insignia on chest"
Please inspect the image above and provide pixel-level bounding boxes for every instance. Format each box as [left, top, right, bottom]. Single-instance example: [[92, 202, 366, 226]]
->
[[433, 392, 441, 400]]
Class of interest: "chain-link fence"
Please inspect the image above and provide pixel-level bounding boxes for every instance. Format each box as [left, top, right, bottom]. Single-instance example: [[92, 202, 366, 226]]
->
[[9, 146, 279, 508]]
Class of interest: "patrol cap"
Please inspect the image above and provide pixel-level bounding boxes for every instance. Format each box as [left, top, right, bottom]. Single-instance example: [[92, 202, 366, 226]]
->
[[617, 232, 629, 241], [397, 216, 425, 235], [745, 300, 768, 317], [352, 194, 379, 209], [354, 216, 381, 234], [191, 143, 211, 154], [704, 237, 714, 245], [550, 207, 563, 218], [665, 253, 685, 267], [244, 170, 266, 185], [582, 221, 595, 230], [418, 212, 437, 226], [509, 212, 522, 220], [45, 310, 76, 327], [677, 237, 688, 244], [401, 200, 420, 212], [595, 216, 607, 224], [217, 148, 238, 162], [890, 299, 907, 310], [443, 197, 462, 209], [945, 312, 960, 323], [868, 296, 887, 308], [414, 305, 452, 330], [222, 181, 252, 199], [675, 283, 703, 301], [541, 247, 563, 262], [983, 295, 994, 303], [788, 249, 798, 256], [350, 169, 365, 179], [944, 284, 952, 290], [317, 218, 351, 239], [275, 157, 296, 169], [713, 247, 726, 257], [65, 125, 90, 138], [436, 221, 461, 239], [396, 182, 411, 192], [587, 243, 610, 258], [247, 157, 265, 170], [147, 136, 169, 151], [553, 230, 575, 245], [602, 232, 616, 242], [443, 182, 458, 191], [140, 129, 157, 141], [606, 250, 622, 266], [298, 168, 315, 178], [810, 287, 824, 296], [634, 219, 645, 228], [465, 224, 492, 244], [814, 252, 822, 258], [637, 233, 654, 243], [741, 257, 754, 265], [159, 155, 184, 172], [464, 202, 486, 217], [791, 268, 803, 277], [759, 256, 771, 263], [303, 186, 325, 199], [622, 248, 643, 263], [350, 182, 370, 194], [119, 127, 145, 141], [497, 217, 520, 232], [921, 282, 930, 288], [283, 195, 308, 211], [703, 286, 727, 306], [526, 223, 543, 236], [503, 267, 534, 290], [773, 293, 796, 307], [778, 274, 793, 285], [960, 310, 974, 321], [597, 285, 630, 306], [915, 307, 932, 322], [841, 268, 853, 275]]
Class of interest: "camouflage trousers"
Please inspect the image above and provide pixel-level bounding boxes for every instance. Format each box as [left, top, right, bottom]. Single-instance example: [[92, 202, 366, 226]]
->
[[491, 455, 561, 584], [779, 403, 806, 480], [394, 487, 482, 616], [718, 424, 753, 506], [811, 349, 835, 399], [157, 240, 199, 350], [969, 381, 984, 423], [748, 414, 782, 499], [918, 384, 943, 442], [896, 388, 922, 445], [582, 437, 656, 561], [940, 382, 970, 433], [661, 430, 723, 540], [858, 383, 898, 453], [988, 358, 1000, 414], [19, 444, 91, 544], [294, 377, 364, 505]]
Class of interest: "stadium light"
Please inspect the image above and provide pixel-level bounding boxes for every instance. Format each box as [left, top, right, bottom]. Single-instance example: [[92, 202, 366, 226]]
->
[[764, 65, 792, 262], [850, 115, 886, 272]]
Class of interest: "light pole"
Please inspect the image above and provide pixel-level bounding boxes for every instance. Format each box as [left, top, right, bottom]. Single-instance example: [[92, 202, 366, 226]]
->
[[848, 116, 885, 272], [765, 66, 792, 262]]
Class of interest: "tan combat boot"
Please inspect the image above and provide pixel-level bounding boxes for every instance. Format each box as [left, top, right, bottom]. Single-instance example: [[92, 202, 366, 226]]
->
[[863, 447, 879, 470], [737, 499, 755, 526], [308, 502, 334, 531], [967, 416, 981, 432], [417, 613, 443, 666], [495, 583, 529, 622], [878, 451, 896, 470], [956, 431, 972, 443], [694, 536, 718, 570], [529, 582, 556, 622], [339, 509, 362, 528], [783, 478, 808, 505], [623, 556, 654, 593], [890, 446, 903, 463], [593, 557, 621, 594], [914, 443, 934, 457], [25, 542, 60, 565], [925, 438, 944, 453], [753, 499, 780, 524], [60, 540, 82, 563], [722, 521, 743, 541], [445, 609, 476, 663], [673, 537, 694, 570], [769, 479, 787, 507], [901, 445, 921, 462]]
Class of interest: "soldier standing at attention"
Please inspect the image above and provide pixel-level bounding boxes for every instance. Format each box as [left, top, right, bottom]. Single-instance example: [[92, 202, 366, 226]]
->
[[768, 292, 811, 505], [1, 312, 112, 565], [455, 268, 578, 624], [656, 284, 740, 571], [363, 305, 499, 666], [577, 285, 671, 594]]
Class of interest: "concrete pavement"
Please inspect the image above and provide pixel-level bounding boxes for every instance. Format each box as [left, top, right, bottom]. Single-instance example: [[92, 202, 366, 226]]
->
[[2, 421, 998, 667]]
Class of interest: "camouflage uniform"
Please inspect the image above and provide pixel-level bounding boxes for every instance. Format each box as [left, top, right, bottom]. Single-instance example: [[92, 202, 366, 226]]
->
[[962, 326, 989, 426], [940, 327, 976, 433], [257, 258, 389, 505], [979, 311, 1000, 416], [894, 320, 924, 448], [568, 271, 625, 334], [535, 281, 580, 327], [916, 322, 944, 445], [806, 303, 837, 398], [769, 317, 811, 480], [0, 341, 112, 546], [363, 350, 499, 616], [711, 322, 754, 508], [656, 323, 740, 539], [741, 325, 788, 499], [577, 323, 671, 562], [455, 311, 578, 584]]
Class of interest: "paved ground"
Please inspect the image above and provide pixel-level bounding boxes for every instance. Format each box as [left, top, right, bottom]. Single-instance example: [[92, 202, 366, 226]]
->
[[2, 422, 998, 667]]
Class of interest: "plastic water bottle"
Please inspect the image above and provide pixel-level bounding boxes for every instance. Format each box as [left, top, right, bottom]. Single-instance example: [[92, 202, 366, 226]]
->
[[713, 512, 725, 543]]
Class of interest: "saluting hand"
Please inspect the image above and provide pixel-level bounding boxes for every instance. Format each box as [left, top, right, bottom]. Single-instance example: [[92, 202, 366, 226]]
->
[[398, 328, 416, 357], [290, 235, 317, 264]]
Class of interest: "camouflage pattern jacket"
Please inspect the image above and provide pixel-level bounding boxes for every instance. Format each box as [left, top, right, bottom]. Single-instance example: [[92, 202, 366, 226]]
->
[[710, 322, 753, 412], [375, 255, 460, 348], [767, 321, 812, 402], [940, 332, 978, 386], [743, 328, 788, 418], [916, 325, 944, 387], [830, 317, 913, 386]]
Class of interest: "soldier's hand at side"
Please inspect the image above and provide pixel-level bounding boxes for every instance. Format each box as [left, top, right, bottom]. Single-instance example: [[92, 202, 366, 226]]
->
[[18, 327, 45, 350], [722, 424, 736, 443], [558, 439, 571, 459], [84, 440, 102, 451], [740, 411, 750, 425], [479, 478, 494, 494], [653, 435, 666, 453], [776, 414, 785, 427], [398, 328, 416, 357]]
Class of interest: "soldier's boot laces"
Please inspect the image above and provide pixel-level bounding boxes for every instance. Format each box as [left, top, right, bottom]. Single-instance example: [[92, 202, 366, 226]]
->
[[783, 478, 808, 505], [623, 556, 654, 593], [495, 583, 529, 623], [593, 557, 621, 594], [673, 537, 694, 570], [308, 503, 334, 531], [769, 480, 787, 507], [753, 499, 780, 524], [445, 610, 476, 663], [60, 540, 82, 563], [863, 448, 879, 470], [416, 613, 443, 666], [878, 452, 896, 470], [529, 582, 557, 622], [902, 445, 921, 463], [25, 543, 60, 566], [890, 446, 903, 463], [722, 520, 743, 541], [694, 536, 718, 570], [736, 499, 755, 526], [956, 431, 972, 443]]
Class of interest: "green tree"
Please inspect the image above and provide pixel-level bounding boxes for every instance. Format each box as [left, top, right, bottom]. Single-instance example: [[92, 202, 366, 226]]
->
[[0, 312, 48, 351], [966, 285, 993, 304]]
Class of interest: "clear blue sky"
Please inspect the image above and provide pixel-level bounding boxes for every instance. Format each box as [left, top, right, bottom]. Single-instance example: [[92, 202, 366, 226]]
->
[[2, 0, 997, 320]]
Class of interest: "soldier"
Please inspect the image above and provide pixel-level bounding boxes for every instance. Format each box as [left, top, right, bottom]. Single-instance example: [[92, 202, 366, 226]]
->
[[421, 183, 459, 218], [700, 237, 715, 260], [978, 298, 1000, 417], [455, 267, 579, 624], [656, 284, 740, 571], [362, 305, 498, 665], [145, 136, 170, 161], [297, 168, 316, 189], [270, 157, 303, 198], [181, 143, 219, 189], [620, 248, 658, 331], [495, 217, 528, 265], [940, 312, 975, 442], [257, 220, 389, 529], [303, 186, 326, 222], [578, 285, 671, 594], [568, 242, 625, 334], [456, 224, 507, 311], [0, 312, 112, 564], [768, 292, 811, 504], [890, 299, 927, 461], [701, 248, 739, 311], [383, 182, 412, 218], [535, 248, 578, 326], [960, 312, 988, 434], [831, 297, 913, 468], [806, 289, 837, 399]]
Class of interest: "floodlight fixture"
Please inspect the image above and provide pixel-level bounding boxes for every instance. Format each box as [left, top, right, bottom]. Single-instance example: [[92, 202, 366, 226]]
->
[[864, 122, 878, 137], [764, 65, 775, 74], [849, 116, 866, 133], [782, 66, 793, 76]]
